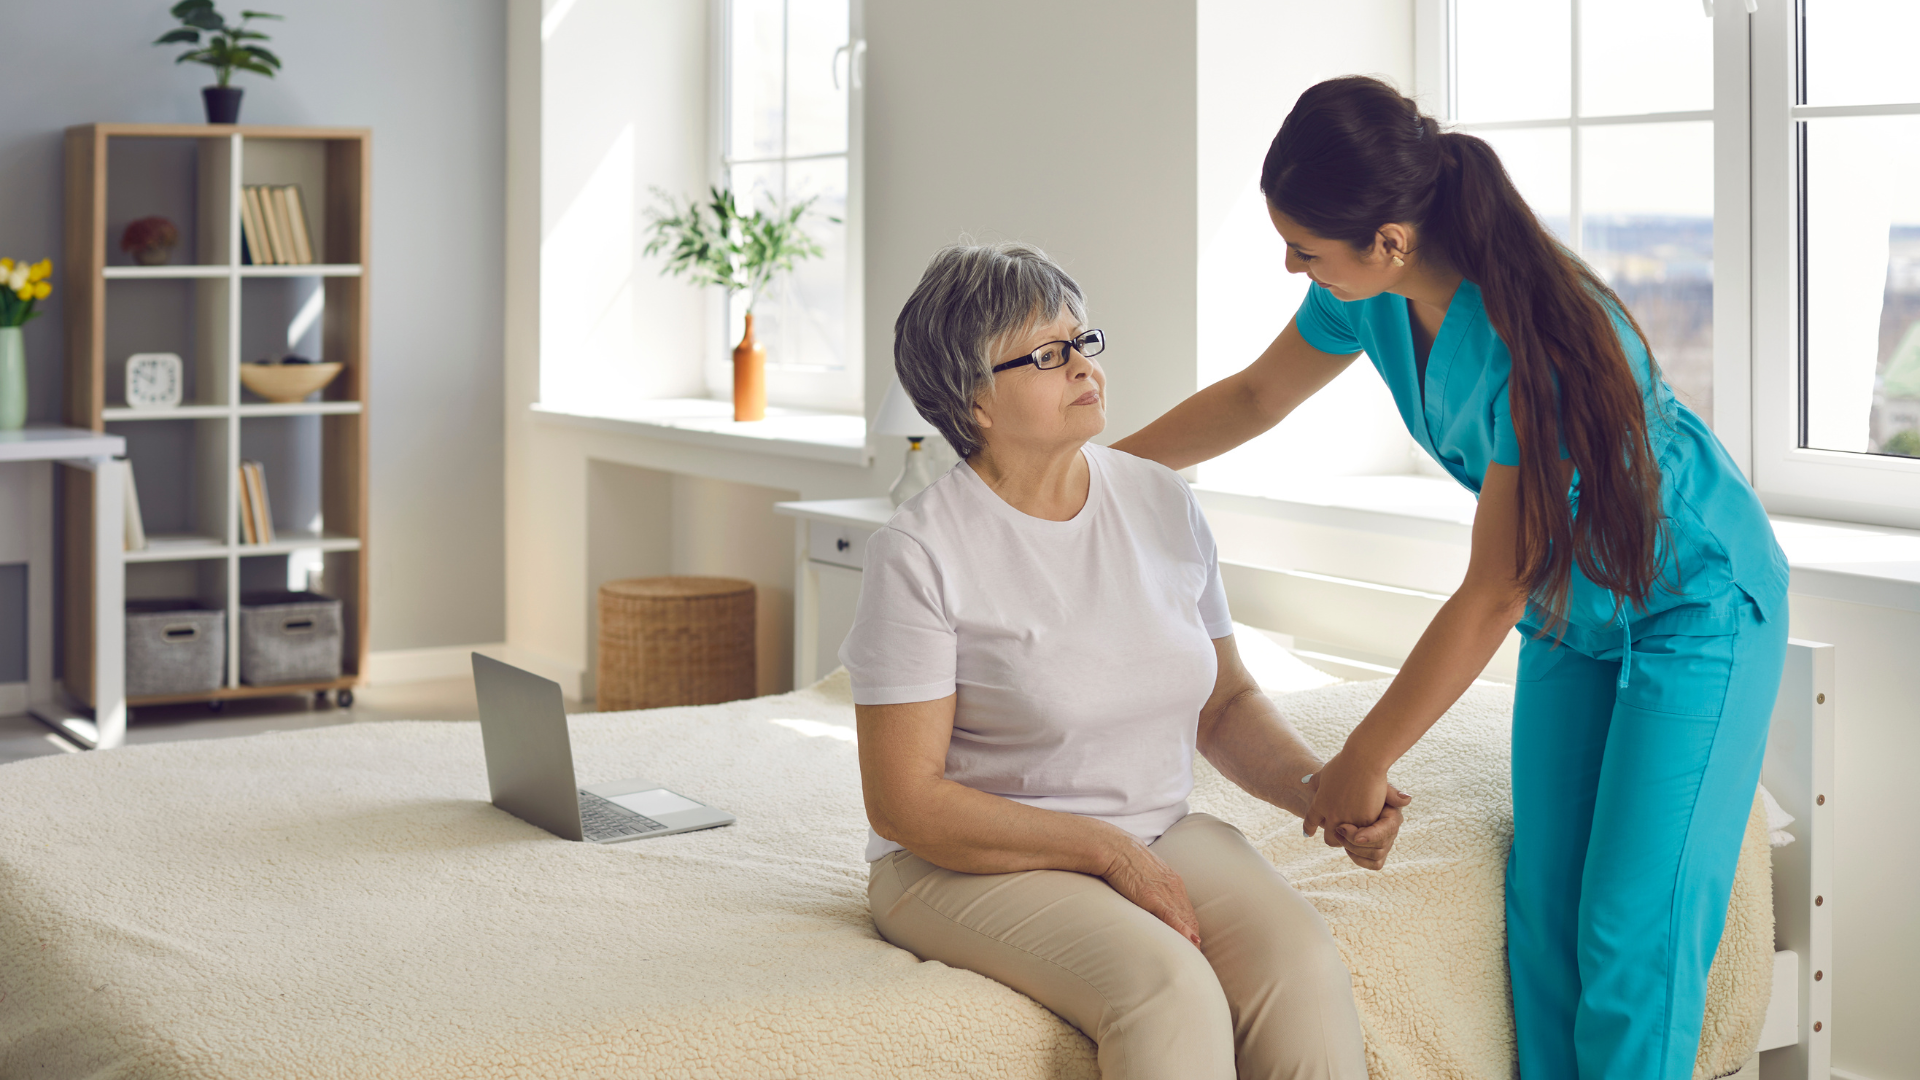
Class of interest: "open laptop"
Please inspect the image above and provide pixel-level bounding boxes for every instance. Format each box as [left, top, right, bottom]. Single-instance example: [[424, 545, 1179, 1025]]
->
[[472, 653, 735, 843]]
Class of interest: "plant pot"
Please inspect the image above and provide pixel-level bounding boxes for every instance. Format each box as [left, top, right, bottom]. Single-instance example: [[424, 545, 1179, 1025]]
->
[[0, 327, 25, 431], [203, 86, 244, 125], [732, 312, 767, 422]]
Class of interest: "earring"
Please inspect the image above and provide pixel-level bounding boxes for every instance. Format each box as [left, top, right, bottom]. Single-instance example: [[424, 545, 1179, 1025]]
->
[[1391, 254, 1406, 267]]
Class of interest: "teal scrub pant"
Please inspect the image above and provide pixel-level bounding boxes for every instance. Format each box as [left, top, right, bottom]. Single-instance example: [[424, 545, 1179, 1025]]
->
[[1506, 602, 1787, 1080]]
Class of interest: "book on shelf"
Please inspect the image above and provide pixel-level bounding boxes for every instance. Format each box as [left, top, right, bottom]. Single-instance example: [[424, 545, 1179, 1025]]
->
[[238, 184, 315, 266], [121, 458, 147, 551], [241, 185, 275, 265], [238, 460, 275, 544], [261, 186, 294, 266], [238, 462, 256, 543], [280, 186, 315, 264]]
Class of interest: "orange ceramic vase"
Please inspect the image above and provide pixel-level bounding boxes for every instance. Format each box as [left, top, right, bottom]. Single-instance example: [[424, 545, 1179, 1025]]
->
[[733, 312, 767, 422]]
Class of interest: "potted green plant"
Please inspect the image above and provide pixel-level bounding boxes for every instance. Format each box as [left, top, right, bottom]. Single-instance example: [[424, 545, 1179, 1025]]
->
[[643, 186, 829, 422], [154, 1, 283, 124]]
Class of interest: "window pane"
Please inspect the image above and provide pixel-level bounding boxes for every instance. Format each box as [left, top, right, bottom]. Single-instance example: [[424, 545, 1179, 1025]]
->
[[1801, 117, 1920, 457], [784, 0, 849, 157], [729, 0, 784, 159], [1582, 122, 1715, 420], [1476, 127, 1571, 245], [773, 157, 848, 370], [726, 159, 847, 372], [1578, 0, 1712, 116], [726, 160, 781, 353], [1454, 0, 1570, 122], [1803, 0, 1920, 107]]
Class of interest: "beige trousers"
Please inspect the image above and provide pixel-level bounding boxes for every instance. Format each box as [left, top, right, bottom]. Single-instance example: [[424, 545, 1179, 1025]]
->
[[868, 812, 1368, 1080]]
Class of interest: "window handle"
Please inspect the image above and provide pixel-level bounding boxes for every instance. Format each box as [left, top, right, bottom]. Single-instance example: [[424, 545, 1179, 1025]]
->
[[833, 39, 867, 90]]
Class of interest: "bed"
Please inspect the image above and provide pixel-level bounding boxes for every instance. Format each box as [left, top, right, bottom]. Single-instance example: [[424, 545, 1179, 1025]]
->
[[0, 638, 1826, 1079]]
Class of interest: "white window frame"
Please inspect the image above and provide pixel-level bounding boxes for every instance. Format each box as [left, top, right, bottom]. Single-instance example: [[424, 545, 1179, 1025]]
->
[[1417, 0, 1920, 530], [708, 0, 866, 415], [1750, 0, 1920, 527]]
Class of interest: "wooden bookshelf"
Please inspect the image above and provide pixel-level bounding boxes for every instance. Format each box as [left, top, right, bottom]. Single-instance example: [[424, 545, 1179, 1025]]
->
[[62, 123, 370, 708]]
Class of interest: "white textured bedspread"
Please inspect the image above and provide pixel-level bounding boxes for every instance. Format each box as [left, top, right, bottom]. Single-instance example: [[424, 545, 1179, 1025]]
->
[[0, 673, 1770, 1079]]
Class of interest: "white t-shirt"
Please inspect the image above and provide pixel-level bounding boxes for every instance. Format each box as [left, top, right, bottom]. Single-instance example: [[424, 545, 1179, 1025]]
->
[[841, 442, 1233, 861]]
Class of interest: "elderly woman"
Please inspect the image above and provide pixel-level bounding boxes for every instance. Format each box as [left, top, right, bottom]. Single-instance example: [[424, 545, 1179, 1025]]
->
[[842, 241, 1407, 1080]]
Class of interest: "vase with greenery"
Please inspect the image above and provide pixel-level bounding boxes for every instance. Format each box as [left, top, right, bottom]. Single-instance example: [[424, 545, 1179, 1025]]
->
[[643, 186, 829, 422], [0, 258, 53, 431], [154, 1, 283, 124]]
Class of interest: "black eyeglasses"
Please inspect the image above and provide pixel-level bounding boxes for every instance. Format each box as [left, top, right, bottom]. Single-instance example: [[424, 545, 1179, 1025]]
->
[[991, 328, 1106, 373]]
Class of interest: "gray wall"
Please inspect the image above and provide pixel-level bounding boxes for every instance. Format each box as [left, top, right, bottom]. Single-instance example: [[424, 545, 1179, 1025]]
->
[[0, 0, 506, 652]]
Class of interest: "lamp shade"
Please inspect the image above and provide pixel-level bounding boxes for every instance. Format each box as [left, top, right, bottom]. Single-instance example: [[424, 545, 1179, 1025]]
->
[[872, 378, 935, 437]]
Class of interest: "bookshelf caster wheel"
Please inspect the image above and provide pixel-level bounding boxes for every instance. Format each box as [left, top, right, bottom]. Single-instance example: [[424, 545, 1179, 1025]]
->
[[208, 700, 225, 713], [336, 690, 354, 708], [315, 690, 330, 708]]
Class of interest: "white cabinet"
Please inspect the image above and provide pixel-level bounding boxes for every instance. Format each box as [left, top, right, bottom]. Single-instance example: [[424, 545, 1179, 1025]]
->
[[773, 498, 892, 686]]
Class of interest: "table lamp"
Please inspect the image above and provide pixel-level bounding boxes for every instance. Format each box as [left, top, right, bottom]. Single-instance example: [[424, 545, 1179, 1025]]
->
[[874, 378, 941, 506]]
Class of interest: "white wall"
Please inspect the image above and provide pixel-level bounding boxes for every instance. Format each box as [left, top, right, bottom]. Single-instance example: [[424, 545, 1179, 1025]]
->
[[540, 0, 710, 410], [1196, 1, 1424, 490]]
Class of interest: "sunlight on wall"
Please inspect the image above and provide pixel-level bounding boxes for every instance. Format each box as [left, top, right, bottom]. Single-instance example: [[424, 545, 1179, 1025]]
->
[[1195, 0, 1416, 492], [541, 123, 637, 411], [539, 0, 710, 414]]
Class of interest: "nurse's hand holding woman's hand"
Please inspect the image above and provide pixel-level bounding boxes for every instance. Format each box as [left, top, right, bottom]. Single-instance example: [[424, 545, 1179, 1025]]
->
[[1303, 748, 1413, 871]]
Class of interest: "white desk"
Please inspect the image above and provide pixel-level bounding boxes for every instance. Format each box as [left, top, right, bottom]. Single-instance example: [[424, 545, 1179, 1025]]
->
[[772, 498, 892, 685], [0, 426, 127, 748]]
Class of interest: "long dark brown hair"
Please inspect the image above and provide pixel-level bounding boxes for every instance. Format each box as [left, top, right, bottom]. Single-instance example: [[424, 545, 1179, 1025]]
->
[[1261, 76, 1666, 625]]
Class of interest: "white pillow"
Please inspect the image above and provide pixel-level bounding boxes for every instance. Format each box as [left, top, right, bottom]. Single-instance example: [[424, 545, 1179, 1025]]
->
[[1759, 784, 1796, 848], [1230, 621, 1345, 693]]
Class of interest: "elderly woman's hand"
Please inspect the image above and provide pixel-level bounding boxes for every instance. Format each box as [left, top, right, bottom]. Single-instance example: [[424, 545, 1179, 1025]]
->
[[1100, 832, 1204, 947], [1328, 791, 1412, 870], [1304, 749, 1412, 871]]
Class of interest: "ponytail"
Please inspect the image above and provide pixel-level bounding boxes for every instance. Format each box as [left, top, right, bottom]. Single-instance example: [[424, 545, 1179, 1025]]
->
[[1262, 76, 1666, 625]]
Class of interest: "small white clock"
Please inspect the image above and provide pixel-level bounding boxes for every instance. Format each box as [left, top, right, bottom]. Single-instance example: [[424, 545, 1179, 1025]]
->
[[125, 352, 183, 409]]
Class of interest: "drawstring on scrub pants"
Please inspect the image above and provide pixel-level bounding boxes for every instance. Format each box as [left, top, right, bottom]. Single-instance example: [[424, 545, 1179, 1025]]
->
[[1616, 612, 1633, 690]]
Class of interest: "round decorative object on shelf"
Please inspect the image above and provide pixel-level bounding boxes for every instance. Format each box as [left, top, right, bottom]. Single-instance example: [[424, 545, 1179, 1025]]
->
[[120, 217, 180, 266], [597, 576, 756, 711], [202, 86, 243, 124], [240, 359, 342, 402], [0, 327, 25, 430], [125, 352, 184, 409]]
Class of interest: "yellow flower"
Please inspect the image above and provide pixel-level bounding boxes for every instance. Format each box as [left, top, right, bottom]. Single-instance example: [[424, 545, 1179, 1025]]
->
[[32, 281, 51, 300], [14, 285, 29, 300], [0, 258, 12, 273], [29, 259, 50, 282]]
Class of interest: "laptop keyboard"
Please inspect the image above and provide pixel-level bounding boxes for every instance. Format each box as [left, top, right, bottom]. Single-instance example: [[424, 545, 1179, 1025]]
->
[[578, 790, 668, 841]]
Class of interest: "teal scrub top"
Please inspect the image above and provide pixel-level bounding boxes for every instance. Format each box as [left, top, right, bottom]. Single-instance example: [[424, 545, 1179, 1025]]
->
[[1293, 279, 1788, 651]]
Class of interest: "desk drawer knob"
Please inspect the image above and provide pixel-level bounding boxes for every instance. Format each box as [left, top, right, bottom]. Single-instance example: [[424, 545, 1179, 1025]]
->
[[836, 538, 850, 552]]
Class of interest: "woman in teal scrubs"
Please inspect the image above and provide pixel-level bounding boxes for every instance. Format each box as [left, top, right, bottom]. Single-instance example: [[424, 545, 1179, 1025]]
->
[[1114, 76, 1789, 1080]]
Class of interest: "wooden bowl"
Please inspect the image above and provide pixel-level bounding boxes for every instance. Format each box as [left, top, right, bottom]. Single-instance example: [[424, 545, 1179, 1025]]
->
[[240, 362, 343, 403]]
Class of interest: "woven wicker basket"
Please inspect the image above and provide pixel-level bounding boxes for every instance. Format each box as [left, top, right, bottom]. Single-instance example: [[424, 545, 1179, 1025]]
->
[[597, 576, 757, 711]]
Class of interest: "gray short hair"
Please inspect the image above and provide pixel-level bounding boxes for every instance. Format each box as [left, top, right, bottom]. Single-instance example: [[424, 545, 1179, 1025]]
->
[[892, 241, 1087, 458]]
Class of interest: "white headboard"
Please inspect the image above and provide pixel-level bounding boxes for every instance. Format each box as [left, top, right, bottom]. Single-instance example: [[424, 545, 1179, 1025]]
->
[[1760, 640, 1834, 1080]]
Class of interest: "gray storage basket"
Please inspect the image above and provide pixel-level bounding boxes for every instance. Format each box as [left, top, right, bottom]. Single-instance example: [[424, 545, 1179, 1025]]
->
[[126, 601, 225, 698], [239, 591, 344, 686]]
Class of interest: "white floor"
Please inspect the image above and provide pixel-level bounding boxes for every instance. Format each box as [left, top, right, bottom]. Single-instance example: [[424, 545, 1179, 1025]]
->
[[0, 678, 583, 766]]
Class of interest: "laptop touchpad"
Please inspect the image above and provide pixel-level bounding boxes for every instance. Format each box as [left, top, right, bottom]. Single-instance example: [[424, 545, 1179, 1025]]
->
[[607, 788, 704, 817]]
